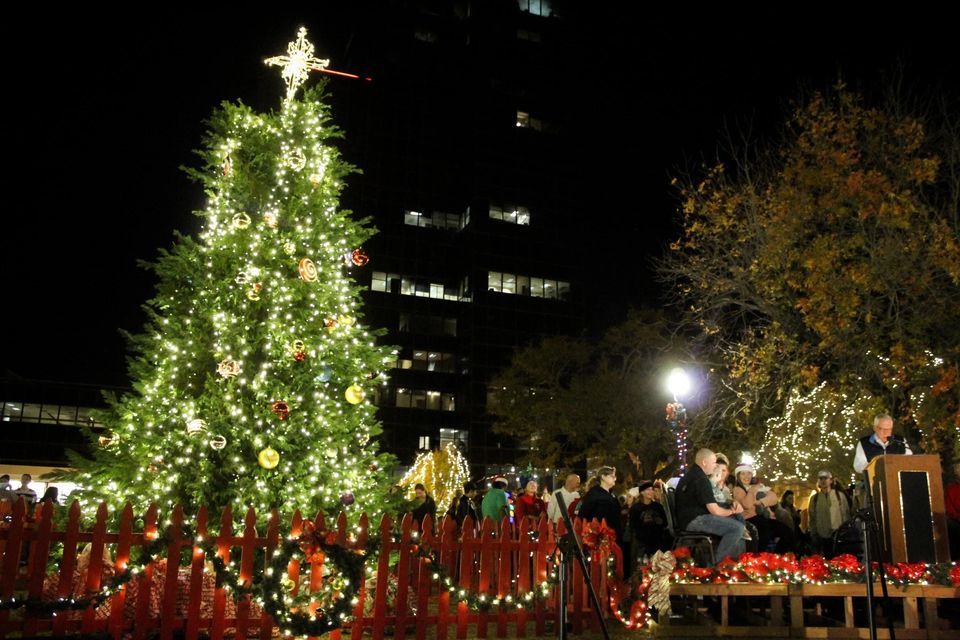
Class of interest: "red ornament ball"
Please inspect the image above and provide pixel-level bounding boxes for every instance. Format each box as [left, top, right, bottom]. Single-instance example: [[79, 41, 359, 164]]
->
[[340, 491, 355, 506], [271, 401, 290, 420], [351, 249, 370, 266]]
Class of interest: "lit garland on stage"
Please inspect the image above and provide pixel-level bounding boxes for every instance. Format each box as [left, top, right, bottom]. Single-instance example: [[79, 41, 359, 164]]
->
[[669, 548, 960, 587]]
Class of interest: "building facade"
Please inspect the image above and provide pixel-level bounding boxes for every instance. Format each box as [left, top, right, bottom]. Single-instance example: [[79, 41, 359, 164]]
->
[[326, 0, 585, 469]]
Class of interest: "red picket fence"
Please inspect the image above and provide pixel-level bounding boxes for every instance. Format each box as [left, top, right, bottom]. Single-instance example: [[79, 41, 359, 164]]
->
[[0, 500, 615, 639]]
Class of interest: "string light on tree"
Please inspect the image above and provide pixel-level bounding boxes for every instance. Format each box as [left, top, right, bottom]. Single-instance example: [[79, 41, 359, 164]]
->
[[757, 382, 881, 483], [665, 367, 692, 476], [60, 27, 396, 524], [399, 442, 471, 511]]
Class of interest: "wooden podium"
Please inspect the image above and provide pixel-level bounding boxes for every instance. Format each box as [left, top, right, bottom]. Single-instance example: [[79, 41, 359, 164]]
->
[[865, 454, 950, 562]]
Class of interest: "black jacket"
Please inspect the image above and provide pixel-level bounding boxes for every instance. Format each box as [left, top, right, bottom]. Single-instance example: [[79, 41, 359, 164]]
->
[[578, 486, 623, 538]]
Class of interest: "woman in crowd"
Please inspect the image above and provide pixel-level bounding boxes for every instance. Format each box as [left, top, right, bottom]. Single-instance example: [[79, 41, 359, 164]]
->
[[629, 481, 672, 565], [514, 480, 545, 526], [578, 466, 622, 540], [410, 483, 437, 529], [732, 464, 794, 553], [712, 455, 757, 551]]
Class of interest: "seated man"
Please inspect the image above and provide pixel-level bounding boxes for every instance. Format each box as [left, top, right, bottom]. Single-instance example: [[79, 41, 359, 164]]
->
[[674, 448, 745, 564]]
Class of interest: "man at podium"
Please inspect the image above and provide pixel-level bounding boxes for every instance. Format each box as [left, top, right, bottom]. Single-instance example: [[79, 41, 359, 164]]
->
[[853, 413, 912, 474]]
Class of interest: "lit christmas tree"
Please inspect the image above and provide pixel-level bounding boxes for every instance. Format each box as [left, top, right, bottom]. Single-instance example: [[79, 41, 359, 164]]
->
[[68, 28, 395, 520]]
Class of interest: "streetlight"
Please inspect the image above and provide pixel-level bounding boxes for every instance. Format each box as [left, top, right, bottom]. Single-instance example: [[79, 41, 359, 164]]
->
[[665, 367, 691, 476]]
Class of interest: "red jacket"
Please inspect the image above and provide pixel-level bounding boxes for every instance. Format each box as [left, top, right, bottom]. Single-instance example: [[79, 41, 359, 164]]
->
[[515, 493, 545, 522], [946, 481, 960, 521]]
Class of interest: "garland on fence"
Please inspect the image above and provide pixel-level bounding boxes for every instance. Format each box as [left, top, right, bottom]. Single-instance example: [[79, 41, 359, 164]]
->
[[407, 529, 557, 612], [252, 520, 380, 636], [0, 520, 565, 634], [0, 518, 380, 638], [0, 527, 170, 614]]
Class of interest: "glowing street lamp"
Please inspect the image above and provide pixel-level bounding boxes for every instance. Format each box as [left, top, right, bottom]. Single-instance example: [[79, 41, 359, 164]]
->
[[665, 367, 691, 476]]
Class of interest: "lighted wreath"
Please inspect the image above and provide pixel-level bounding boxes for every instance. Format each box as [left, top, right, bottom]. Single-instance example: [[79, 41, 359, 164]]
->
[[257, 520, 379, 636]]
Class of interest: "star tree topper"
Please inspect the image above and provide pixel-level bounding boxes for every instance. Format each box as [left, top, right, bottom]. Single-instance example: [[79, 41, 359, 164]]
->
[[265, 27, 330, 101]]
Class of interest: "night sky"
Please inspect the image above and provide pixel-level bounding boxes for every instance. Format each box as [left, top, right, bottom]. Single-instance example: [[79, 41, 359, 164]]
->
[[3, 6, 957, 388]]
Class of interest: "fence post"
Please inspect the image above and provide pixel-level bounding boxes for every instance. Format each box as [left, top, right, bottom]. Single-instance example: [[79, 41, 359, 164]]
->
[[569, 518, 585, 634], [306, 511, 327, 640], [23, 501, 55, 636], [350, 513, 370, 640], [515, 516, 534, 638], [132, 504, 159, 640], [259, 508, 280, 640], [392, 513, 414, 640], [234, 507, 259, 638], [80, 501, 110, 634], [476, 517, 497, 639], [534, 516, 552, 636], [158, 505, 185, 640], [185, 506, 209, 640], [436, 514, 457, 640], [371, 513, 393, 640], [415, 514, 435, 640], [496, 518, 512, 638], [457, 517, 477, 640], [107, 503, 135, 640], [209, 504, 233, 640]]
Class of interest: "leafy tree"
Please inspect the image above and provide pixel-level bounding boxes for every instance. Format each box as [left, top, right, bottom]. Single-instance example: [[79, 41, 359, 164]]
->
[[489, 309, 682, 479], [661, 82, 960, 471]]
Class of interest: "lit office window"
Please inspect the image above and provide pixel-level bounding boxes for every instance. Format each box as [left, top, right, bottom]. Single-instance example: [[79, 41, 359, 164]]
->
[[418, 435, 431, 449], [439, 428, 468, 449], [517, 0, 552, 17], [487, 271, 569, 300], [375, 274, 470, 301], [516, 110, 546, 132], [390, 388, 457, 411], [404, 209, 465, 230], [392, 351, 458, 373], [488, 271, 502, 292], [489, 203, 531, 225]]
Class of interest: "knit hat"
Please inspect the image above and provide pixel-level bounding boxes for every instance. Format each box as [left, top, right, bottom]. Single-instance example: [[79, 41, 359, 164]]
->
[[637, 481, 654, 493], [734, 464, 755, 476]]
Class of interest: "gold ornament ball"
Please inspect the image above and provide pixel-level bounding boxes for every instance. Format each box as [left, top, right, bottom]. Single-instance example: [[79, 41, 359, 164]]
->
[[345, 384, 365, 405], [186, 418, 208, 436], [210, 435, 227, 450], [286, 148, 307, 171], [258, 447, 280, 469], [232, 212, 251, 229], [298, 257, 318, 282], [283, 241, 297, 255]]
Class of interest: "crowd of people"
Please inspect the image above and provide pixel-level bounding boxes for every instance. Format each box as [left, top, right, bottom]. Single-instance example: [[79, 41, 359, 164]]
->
[[399, 414, 960, 571], [5, 411, 959, 570]]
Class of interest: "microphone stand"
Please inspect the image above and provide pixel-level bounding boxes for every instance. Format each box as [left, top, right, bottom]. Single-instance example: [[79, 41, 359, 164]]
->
[[554, 492, 610, 640], [857, 469, 896, 640]]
